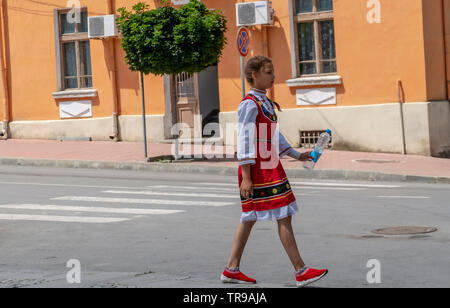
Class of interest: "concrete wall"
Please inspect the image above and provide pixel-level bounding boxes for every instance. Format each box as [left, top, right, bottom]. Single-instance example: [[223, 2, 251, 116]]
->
[[220, 100, 450, 157], [9, 115, 165, 141], [427, 101, 450, 157]]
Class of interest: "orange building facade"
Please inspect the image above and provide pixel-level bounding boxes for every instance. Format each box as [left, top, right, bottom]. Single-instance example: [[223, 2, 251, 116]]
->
[[0, 0, 449, 156]]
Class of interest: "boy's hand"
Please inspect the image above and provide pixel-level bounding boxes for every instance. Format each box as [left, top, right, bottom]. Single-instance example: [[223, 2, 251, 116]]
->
[[240, 178, 254, 200], [299, 151, 313, 162]]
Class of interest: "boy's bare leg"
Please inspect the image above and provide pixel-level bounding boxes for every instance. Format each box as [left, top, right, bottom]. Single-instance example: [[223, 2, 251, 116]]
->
[[277, 216, 305, 272], [226, 220, 256, 268]]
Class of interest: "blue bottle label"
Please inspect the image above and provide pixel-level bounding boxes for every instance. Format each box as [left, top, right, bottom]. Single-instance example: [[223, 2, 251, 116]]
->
[[311, 150, 321, 163]]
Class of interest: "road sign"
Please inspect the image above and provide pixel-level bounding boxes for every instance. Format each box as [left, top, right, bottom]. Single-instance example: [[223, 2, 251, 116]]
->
[[237, 27, 250, 57]]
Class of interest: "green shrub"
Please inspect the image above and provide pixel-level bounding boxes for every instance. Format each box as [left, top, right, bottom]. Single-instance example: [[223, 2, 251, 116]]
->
[[116, 0, 227, 75]]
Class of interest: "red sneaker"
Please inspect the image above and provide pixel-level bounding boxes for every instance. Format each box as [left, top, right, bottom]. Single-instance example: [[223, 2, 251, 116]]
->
[[296, 268, 328, 287], [221, 269, 257, 284]]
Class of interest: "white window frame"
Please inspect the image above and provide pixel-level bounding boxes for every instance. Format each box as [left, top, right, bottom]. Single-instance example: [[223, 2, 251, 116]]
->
[[288, 0, 340, 86], [53, 7, 92, 92]]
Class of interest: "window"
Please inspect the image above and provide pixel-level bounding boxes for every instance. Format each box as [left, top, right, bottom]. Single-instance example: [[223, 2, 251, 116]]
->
[[57, 9, 92, 89], [294, 0, 336, 76]]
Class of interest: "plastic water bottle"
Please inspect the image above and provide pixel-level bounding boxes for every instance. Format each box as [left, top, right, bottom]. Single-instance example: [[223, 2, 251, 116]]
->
[[303, 129, 331, 170]]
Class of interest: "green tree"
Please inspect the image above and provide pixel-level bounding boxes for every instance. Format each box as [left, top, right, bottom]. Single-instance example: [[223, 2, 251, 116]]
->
[[116, 0, 227, 159], [116, 0, 227, 75]]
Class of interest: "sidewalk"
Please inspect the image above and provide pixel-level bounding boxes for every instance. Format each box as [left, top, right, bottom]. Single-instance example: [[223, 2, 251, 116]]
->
[[0, 139, 449, 183]]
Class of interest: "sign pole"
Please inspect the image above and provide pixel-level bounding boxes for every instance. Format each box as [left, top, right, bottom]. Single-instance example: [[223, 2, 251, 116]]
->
[[237, 27, 249, 99], [240, 56, 245, 99], [140, 72, 148, 159]]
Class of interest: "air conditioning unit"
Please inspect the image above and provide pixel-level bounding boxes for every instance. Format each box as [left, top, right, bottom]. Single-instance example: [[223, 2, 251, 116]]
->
[[88, 15, 118, 39], [236, 1, 274, 27]]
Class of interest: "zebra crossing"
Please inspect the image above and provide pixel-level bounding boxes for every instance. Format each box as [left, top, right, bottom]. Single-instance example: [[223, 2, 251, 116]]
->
[[0, 181, 240, 224], [0, 180, 404, 224]]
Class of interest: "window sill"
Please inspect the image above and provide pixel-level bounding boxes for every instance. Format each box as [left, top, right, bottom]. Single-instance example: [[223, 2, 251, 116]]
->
[[286, 75, 342, 88], [52, 89, 98, 99]]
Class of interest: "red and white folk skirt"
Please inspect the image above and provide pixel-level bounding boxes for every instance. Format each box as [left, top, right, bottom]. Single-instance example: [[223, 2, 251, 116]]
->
[[238, 156, 298, 222]]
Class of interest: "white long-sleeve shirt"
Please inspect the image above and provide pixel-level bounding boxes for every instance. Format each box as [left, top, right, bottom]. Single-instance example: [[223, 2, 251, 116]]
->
[[237, 88, 302, 166]]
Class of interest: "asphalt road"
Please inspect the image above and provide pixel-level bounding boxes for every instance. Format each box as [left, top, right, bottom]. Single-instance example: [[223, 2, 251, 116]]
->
[[0, 165, 449, 288]]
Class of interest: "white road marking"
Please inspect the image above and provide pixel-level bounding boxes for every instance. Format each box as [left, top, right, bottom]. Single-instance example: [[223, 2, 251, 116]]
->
[[376, 196, 429, 199], [293, 186, 365, 191], [0, 204, 185, 215], [147, 185, 237, 192], [51, 196, 234, 207], [0, 181, 239, 194], [0, 213, 129, 223], [0, 181, 147, 190], [290, 182, 402, 188], [0, 180, 394, 190], [195, 182, 237, 187], [184, 182, 399, 190], [102, 190, 237, 199]]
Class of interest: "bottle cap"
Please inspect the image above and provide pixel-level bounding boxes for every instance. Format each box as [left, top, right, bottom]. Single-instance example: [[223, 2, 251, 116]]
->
[[326, 129, 331, 134]]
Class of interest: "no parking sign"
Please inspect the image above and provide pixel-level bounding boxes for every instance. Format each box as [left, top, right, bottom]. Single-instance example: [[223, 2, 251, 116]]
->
[[237, 27, 250, 57], [237, 27, 250, 98]]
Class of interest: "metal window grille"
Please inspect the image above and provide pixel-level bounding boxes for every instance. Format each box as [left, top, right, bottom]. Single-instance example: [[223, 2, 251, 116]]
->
[[175, 72, 195, 99], [299, 130, 332, 148]]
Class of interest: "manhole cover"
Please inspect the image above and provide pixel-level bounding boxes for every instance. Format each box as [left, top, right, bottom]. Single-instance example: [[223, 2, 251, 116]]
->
[[371, 226, 437, 235], [354, 159, 401, 164]]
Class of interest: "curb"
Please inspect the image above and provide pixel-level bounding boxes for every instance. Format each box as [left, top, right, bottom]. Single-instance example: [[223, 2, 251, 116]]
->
[[0, 157, 449, 184]]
